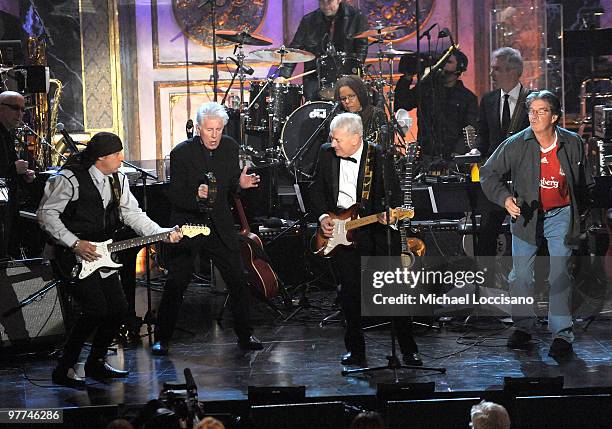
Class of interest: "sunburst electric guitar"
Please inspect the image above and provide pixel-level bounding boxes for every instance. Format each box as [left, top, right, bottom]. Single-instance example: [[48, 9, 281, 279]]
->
[[55, 225, 209, 280]]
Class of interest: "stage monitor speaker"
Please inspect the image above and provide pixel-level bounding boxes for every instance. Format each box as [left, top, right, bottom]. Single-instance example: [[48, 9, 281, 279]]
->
[[503, 376, 564, 395], [0, 260, 66, 351], [386, 397, 481, 429], [248, 385, 306, 405], [377, 382, 435, 402], [250, 401, 345, 429], [513, 394, 612, 429]]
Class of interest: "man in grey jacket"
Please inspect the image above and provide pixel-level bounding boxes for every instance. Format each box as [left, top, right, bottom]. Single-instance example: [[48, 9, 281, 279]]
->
[[480, 90, 594, 358]]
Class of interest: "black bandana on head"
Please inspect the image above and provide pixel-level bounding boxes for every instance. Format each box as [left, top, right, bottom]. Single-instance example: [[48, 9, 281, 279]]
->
[[84, 132, 123, 160]]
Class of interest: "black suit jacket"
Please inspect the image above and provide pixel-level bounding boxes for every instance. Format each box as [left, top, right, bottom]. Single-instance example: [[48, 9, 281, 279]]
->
[[168, 135, 241, 250], [309, 142, 401, 253], [475, 86, 531, 157]]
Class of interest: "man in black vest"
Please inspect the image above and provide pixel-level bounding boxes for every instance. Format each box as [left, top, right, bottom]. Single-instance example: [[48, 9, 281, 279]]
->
[[274, 0, 368, 101], [471, 47, 530, 284], [38, 133, 182, 388], [152, 102, 263, 356], [310, 112, 421, 367]]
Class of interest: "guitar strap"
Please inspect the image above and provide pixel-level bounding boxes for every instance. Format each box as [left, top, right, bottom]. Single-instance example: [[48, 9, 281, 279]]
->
[[110, 172, 122, 203], [360, 141, 375, 202]]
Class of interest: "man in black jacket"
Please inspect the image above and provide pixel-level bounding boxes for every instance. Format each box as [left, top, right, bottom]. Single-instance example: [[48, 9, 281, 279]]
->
[[275, 0, 368, 101], [310, 112, 421, 367], [472, 47, 531, 284], [480, 90, 594, 358], [0, 91, 36, 258], [152, 102, 263, 356], [395, 49, 478, 159]]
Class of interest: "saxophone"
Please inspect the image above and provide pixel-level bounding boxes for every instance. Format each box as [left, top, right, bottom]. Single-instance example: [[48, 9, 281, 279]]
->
[[27, 36, 50, 170], [49, 78, 65, 166]]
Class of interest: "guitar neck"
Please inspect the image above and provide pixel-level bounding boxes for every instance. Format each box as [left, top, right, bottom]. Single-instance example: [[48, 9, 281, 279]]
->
[[345, 213, 381, 231], [107, 231, 169, 253]]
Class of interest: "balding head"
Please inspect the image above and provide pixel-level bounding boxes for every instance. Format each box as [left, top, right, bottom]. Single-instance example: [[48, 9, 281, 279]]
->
[[0, 91, 25, 129]]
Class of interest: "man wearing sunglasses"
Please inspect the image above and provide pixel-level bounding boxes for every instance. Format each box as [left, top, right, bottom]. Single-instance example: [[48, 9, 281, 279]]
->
[[480, 90, 595, 358], [0, 91, 35, 258]]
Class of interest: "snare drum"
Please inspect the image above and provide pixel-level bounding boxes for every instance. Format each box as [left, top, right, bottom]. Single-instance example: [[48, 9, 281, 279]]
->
[[280, 101, 335, 178], [317, 53, 363, 100]]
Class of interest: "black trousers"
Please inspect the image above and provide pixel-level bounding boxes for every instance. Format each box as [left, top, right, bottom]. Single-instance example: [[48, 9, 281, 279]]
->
[[58, 272, 128, 369], [332, 231, 418, 358], [477, 208, 507, 286], [156, 232, 252, 342]]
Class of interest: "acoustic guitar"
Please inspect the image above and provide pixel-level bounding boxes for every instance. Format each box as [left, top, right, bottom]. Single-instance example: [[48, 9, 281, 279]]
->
[[233, 196, 280, 299]]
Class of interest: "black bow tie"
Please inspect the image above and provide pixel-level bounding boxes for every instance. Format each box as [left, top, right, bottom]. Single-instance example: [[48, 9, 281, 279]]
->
[[339, 156, 358, 163]]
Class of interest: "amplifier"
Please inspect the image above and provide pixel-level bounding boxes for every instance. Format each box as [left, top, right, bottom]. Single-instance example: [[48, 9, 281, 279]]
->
[[594, 105, 612, 138]]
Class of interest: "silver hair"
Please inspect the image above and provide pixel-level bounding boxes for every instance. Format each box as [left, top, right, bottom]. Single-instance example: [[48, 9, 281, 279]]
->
[[330, 112, 363, 137], [491, 47, 523, 76], [470, 401, 511, 429], [196, 102, 229, 126]]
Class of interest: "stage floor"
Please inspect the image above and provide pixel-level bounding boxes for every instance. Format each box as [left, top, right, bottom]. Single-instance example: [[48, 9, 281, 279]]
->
[[0, 285, 611, 410]]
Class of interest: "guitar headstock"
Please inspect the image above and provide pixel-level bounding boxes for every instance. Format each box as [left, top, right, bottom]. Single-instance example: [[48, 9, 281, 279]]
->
[[463, 125, 477, 149], [181, 224, 210, 238], [406, 142, 420, 163], [391, 206, 415, 220]]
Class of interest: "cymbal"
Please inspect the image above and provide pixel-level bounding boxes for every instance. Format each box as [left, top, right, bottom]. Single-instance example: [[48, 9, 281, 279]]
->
[[216, 30, 273, 46], [353, 24, 409, 39], [380, 48, 415, 58], [249, 47, 315, 63]]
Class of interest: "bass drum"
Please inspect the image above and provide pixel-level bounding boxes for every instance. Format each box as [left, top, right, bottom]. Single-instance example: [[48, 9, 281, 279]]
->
[[280, 101, 334, 179]]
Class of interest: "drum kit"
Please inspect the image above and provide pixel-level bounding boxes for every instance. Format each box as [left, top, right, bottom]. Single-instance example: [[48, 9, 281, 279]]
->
[[215, 24, 415, 182]]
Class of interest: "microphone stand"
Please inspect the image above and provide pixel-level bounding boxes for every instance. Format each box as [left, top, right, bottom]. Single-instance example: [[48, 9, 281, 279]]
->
[[342, 7, 445, 376], [122, 159, 158, 345]]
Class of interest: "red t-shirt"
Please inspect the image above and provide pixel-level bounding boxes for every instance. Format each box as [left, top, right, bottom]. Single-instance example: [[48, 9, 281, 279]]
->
[[539, 140, 570, 211]]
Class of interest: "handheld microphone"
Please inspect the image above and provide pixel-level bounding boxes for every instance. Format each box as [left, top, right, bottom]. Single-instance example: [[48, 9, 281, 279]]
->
[[186, 119, 194, 139], [227, 56, 254, 75], [56, 123, 80, 153], [511, 196, 523, 223]]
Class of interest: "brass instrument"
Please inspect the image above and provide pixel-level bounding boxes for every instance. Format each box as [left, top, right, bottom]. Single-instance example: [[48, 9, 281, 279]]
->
[[26, 36, 50, 169], [49, 78, 64, 166]]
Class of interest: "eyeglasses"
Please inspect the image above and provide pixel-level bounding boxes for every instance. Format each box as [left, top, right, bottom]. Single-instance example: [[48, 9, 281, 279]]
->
[[339, 94, 357, 102], [527, 108, 550, 117], [1, 103, 26, 113]]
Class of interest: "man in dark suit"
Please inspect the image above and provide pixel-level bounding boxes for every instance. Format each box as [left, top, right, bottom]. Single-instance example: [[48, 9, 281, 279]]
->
[[152, 102, 263, 356], [0, 91, 36, 259], [471, 47, 531, 281], [274, 0, 368, 101], [310, 112, 421, 367]]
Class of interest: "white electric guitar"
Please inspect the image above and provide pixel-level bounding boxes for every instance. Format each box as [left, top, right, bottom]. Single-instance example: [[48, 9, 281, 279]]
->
[[56, 225, 208, 280], [312, 205, 414, 257]]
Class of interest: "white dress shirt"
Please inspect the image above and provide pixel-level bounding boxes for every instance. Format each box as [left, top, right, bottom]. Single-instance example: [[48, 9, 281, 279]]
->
[[318, 143, 364, 223], [336, 143, 364, 210]]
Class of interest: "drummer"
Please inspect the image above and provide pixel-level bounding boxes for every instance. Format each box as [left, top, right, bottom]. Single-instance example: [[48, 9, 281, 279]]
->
[[273, 0, 368, 101], [334, 75, 387, 141]]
